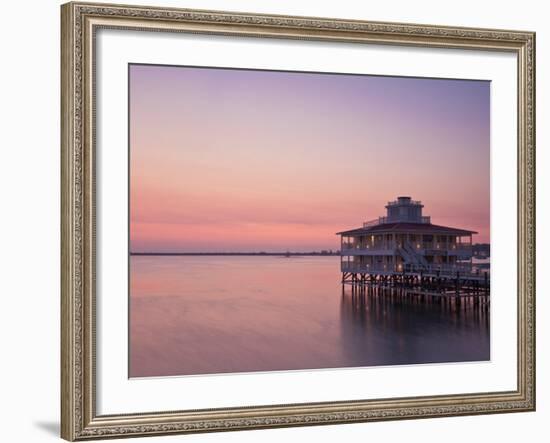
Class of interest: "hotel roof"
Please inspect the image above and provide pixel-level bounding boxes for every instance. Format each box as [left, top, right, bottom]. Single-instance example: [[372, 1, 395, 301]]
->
[[336, 222, 477, 236]]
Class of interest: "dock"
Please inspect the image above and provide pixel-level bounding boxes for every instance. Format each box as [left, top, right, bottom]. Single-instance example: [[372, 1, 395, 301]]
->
[[342, 283, 490, 315], [341, 263, 489, 306]]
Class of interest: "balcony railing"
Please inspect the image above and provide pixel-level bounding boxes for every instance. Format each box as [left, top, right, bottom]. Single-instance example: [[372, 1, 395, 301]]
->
[[341, 262, 396, 273], [403, 263, 474, 274], [342, 242, 393, 251], [362, 217, 384, 228], [342, 242, 472, 253], [341, 261, 481, 277], [362, 215, 431, 227], [386, 199, 422, 206]]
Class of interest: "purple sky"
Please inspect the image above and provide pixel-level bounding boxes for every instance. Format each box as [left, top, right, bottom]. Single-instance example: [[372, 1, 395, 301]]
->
[[130, 64, 490, 252]]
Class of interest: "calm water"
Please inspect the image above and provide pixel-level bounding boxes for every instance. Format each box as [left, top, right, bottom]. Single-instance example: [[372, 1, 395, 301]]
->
[[130, 256, 490, 377]]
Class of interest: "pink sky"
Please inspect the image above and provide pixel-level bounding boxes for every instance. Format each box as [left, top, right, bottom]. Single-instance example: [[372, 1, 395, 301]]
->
[[130, 65, 490, 252]]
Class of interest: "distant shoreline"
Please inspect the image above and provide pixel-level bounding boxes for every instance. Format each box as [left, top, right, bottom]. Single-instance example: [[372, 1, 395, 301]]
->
[[130, 252, 341, 257]]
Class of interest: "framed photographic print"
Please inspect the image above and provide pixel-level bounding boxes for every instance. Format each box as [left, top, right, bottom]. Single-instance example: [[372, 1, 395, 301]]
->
[[61, 1, 536, 440]]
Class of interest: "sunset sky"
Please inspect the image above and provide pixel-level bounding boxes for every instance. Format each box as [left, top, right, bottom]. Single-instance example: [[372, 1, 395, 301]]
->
[[129, 64, 490, 252]]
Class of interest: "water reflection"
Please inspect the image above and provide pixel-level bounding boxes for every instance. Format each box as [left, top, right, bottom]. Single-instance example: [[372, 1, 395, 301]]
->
[[339, 285, 490, 366], [130, 256, 490, 377]]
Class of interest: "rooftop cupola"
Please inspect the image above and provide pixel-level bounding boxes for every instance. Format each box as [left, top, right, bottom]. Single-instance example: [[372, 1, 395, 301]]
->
[[385, 196, 425, 223]]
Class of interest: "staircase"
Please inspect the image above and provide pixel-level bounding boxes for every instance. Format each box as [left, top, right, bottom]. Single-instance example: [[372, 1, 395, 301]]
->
[[398, 241, 429, 271]]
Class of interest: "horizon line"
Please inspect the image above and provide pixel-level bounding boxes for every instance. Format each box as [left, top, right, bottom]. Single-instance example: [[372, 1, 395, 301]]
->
[[130, 251, 340, 256], [130, 244, 490, 257]]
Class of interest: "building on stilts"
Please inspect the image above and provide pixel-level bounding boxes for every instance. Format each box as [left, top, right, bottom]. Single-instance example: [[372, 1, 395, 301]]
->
[[337, 197, 488, 291]]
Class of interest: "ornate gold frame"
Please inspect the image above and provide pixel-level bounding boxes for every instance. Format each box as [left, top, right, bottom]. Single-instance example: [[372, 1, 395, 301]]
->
[[61, 2, 536, 440]]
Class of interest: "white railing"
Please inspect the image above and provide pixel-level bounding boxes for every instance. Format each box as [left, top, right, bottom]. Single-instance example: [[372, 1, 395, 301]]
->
[[342, 242, 472, 254], [341, 262, 395, 273], [342, 243, 392, 251], [403, 263, 473, 274], [362, 215, 431, 227], [362, 217, 385, 228], [386, 199, 422, 206], [341, 261, 484, 278]]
